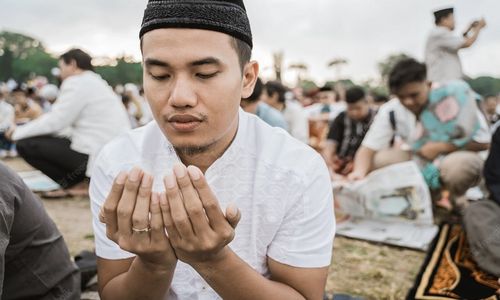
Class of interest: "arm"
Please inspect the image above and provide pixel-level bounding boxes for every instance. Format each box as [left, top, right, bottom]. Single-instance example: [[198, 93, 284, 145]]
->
[[465, 141, 489, 152], [12, 79, 87, 141], [98, 256, 175, 300], [161, 163, 333, 300], [348, 146, 376, 180], [192, 250, 328, 300], [461, 19, 486, 48], [91, 162, 177, 299]]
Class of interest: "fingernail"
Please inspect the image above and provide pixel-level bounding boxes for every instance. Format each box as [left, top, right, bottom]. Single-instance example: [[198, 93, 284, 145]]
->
[[173, 163, 186, 178], [116, 171, 127, 184], [141, 173, 153, 187], [226, 203, 238, 218], [129, 167, 141, 182], [187, 165, 201, 181], [164, 171, 176, 189]]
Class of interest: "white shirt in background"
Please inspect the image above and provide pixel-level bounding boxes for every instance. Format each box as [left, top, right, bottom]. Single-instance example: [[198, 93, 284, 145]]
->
[[282, 99, 309, 143], [305, 102, 346, 122], [0, 100, 14, 132], [362, 98, 491, 152], [90, 109, 335, 300], [12, 71, 131, 176], [425, 26, 464, 82]]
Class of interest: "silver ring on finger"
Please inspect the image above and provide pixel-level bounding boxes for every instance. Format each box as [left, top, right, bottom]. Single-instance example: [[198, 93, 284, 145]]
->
[[132, 226, 151, 233]]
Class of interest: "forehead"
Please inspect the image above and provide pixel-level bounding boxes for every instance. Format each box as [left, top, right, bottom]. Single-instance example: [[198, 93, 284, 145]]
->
[[141, 28, 237, 65]]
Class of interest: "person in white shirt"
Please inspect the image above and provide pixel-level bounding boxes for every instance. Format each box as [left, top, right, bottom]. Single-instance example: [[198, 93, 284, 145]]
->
[[261, 80, 309, 143], [5, 49, 130, 197], [424, 7, 486, 82], [0, 89, 15, 158], [348, 58, 490, 209], [305, 86, 345, 122], [91, 1, 335, 299]]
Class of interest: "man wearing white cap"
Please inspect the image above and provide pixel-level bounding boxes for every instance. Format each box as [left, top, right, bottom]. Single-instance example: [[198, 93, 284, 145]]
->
[[425, 7, 486, 82]]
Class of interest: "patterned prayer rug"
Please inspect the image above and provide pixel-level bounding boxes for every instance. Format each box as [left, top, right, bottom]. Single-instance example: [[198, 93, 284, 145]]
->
[[407, 223, 500, 299]]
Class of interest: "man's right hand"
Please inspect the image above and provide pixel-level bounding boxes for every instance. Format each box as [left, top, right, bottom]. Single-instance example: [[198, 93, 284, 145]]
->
[[100, 167, 177, 272]]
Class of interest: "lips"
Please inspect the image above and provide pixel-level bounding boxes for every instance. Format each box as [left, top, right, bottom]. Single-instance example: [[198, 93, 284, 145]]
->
[[167, 114, 203, 132]]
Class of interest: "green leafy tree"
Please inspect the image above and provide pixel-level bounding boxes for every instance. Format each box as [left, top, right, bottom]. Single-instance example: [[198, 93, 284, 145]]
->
[[467, 76, 500, 97], [377, 53, 411, 84], [0, 30, 57, 81]]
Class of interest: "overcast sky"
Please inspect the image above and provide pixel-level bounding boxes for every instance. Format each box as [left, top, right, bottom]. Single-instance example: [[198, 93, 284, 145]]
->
[[2, 0, 499, 85]]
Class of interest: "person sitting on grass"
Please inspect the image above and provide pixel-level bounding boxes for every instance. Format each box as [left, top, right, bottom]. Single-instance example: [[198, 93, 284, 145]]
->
[[91, 1, 335, 299], [348, 58, 490, 211], [321, 86, 375, 180], [5, 49, 131, 198], [0, 162, 80, 299]]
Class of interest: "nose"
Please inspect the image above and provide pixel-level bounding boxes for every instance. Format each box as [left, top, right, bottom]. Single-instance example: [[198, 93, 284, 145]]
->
[[401, 97, 414, 107], [169, 78, 198, 108]]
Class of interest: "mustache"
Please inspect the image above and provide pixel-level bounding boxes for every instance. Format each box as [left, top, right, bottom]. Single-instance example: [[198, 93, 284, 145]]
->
[[165, 112, 208, 123]]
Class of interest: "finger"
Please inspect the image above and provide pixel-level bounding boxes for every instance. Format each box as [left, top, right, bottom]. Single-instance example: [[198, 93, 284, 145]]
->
[[117, 167, 143, 236], [176, 165, 210, 235], [99, 207, 106, 223], [189, 166, 227, 231], [164, 171, 194, 238], [150, 192, 166, 245], [159, 192, 180, 242], [131, 173, 153, 232], [103, 171, 127, 240], [225, 203, 241, 229]]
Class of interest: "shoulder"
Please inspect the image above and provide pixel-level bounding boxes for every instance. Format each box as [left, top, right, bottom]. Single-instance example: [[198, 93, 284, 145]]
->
[[241, 111, 328, 186]]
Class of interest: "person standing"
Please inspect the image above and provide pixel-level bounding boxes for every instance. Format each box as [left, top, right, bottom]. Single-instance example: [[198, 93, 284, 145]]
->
[[425, 7, 486, 82]]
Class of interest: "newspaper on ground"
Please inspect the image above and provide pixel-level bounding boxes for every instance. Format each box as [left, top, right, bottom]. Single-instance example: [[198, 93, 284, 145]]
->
[[334, 161, 438, 251], [18, 170, 60, 192]]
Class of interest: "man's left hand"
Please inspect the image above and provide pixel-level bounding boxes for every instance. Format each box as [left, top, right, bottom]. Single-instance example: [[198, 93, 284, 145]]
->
[[160, 163, 241, 267]]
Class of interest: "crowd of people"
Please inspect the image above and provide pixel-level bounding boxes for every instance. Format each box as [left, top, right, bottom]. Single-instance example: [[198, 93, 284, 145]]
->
[[0, 0, 499, 299]]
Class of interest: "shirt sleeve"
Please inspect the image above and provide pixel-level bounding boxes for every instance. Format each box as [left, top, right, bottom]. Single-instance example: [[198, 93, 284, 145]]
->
[[89, 150, 135, 260], [361, 105, 394, 151], [437, 31, 464, 52], [12, 78, 87, 141], [267, 154, 335, 268], [327, 112, 345, 144]]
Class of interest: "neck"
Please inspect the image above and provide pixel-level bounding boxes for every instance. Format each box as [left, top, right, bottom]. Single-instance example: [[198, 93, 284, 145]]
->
[[272, 102, 285, 111], [176, 116, 239, 173]]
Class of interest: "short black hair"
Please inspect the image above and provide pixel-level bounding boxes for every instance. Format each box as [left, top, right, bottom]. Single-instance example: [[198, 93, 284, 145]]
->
[[345, 86, 366, 104], [374, 93, 389, 103], [388, 58, 427, 93], [264, 81, 288, 104], [12, 85, 26, 94], [230, 37, 252, 72], [243, 77, 263, 103], [59, 48, 94, 71]]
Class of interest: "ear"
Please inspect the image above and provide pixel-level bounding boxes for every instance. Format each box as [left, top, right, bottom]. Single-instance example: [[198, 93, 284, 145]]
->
[[241, 61, 259, 99]]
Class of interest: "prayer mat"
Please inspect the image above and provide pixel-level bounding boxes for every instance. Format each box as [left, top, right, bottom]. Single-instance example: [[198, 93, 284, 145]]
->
[[407, 223, 500, 299]]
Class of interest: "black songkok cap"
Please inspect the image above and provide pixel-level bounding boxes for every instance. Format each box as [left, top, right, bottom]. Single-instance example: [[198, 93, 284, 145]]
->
[[433, 7, 454, 21], [140, 0, 253, 48]]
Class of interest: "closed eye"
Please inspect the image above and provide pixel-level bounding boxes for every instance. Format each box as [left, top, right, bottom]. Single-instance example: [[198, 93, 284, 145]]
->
[[149, 72, 170, 81], [196, 72, 219, 79]]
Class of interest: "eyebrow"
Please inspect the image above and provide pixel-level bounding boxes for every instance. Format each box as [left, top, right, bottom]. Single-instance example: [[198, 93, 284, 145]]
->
[[190, 57, 222, 67], [144, 57, 222, 69], [144, 58, 170, 68]]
